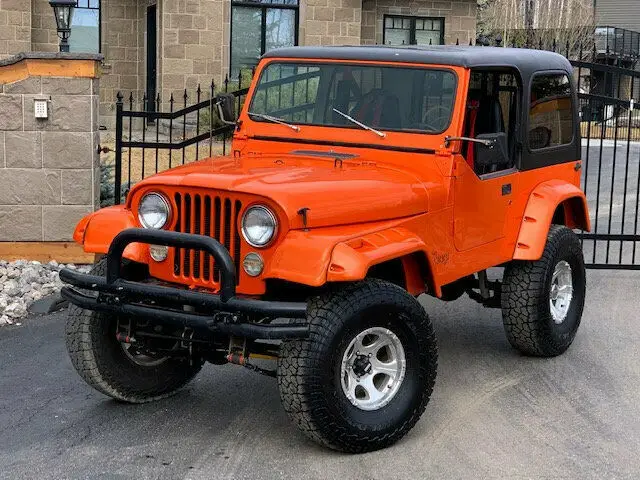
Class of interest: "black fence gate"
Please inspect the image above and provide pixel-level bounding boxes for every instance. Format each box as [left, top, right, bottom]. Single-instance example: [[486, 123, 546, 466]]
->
[[112, 73, 250, 205], [570, 50, 640, 270], [110, 43, 640, 270]]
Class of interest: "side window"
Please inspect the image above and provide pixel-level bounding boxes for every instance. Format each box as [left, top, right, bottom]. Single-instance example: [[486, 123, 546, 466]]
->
[[463, 69, 520, 174], [529, 74, 574, 150]]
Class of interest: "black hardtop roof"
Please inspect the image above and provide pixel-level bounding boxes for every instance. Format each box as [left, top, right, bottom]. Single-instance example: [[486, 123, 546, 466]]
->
[[262, 45, 573, 75]]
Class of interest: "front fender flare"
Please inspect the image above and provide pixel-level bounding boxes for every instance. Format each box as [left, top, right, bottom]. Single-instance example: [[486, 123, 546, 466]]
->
[[74, 205, 148, 263], [514, 180, 590, 261], [327, 227, 429, 295], [266, 225, 432, 295]]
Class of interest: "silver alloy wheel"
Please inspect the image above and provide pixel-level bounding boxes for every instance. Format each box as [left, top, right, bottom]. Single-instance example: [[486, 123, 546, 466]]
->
[[340, 327, 407, 411], [550, 260, 573, 324], [121, 343, 169, 367]]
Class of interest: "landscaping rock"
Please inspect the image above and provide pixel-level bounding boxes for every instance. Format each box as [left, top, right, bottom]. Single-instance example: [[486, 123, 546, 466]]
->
[[0, 260, 92, 327]]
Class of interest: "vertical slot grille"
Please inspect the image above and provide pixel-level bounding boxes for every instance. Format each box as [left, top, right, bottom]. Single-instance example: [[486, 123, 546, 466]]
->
[[173, 191, 242, 286]]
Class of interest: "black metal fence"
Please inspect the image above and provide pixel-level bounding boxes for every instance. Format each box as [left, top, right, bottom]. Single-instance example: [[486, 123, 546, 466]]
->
[[110, 39, 640, 270], [571, 52, 640, 269], [113, 72, 250, 204], [595, 26, 640, 60]]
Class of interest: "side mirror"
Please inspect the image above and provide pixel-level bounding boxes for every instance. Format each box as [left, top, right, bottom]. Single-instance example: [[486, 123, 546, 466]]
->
[[215, 93, 236, 125], [528, 126, 552, 150], [475, 132, 509, 167]]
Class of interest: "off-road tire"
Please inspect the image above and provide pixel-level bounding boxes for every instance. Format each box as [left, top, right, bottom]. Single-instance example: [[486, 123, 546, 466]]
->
[[65, 259, 202, 403], [277, 279, 437, 453], [501, 225, 586, 357]]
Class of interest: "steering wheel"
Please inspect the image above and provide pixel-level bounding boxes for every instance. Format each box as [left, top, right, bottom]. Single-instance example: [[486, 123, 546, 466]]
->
[[419, 105, 451, 132]]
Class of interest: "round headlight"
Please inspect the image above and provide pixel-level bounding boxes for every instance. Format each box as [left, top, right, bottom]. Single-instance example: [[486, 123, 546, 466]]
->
[[241, 205, 277, 247], [138, 193, 170, 229]]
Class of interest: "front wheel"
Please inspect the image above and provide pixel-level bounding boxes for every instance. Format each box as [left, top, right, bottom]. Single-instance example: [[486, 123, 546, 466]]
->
[[501, 225, 586, 357], [277, 279, 437, 453], [65, 259, 202, 403]]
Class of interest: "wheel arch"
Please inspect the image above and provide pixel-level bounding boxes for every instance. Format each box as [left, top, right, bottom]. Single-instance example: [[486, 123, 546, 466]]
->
[[514, 180, 590, 261], [326, 228, 435, 296]]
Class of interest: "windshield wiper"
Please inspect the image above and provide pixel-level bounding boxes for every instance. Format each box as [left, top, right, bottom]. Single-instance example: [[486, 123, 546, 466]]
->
[[332, 108, 385, 138], [248, 112, 300, 132]]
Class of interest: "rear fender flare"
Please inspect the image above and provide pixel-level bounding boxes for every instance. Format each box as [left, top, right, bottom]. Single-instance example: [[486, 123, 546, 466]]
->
[[514, 180, 590, 261]]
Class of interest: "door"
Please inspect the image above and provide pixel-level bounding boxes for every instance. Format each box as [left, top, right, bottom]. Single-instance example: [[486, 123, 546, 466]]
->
[[453, 166, 514, 251], [146, 5, 157, 115], [453, 68, 520, 251]]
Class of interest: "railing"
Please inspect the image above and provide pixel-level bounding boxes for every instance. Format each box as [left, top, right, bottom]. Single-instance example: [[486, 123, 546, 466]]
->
[[113, 72, 251, 205], [595, 26, 640, 59]]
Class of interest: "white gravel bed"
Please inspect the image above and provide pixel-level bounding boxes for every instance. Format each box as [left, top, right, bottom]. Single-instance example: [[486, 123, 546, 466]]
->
[[0, 260, 92, 326]]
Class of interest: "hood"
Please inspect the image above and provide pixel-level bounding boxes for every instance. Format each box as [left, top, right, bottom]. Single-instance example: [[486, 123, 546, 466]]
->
[[131, 154, 430, 229]]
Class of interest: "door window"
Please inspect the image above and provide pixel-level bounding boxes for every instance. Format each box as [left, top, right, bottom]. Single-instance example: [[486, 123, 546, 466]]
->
[[463, 69, 521, 174]]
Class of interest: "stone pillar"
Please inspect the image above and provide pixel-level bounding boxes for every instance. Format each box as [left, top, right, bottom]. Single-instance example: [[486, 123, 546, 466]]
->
[[0, 53, 102, 242]]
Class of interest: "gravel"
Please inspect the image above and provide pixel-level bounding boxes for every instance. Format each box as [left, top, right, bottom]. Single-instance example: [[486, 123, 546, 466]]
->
[[0, 260, 92, 327]]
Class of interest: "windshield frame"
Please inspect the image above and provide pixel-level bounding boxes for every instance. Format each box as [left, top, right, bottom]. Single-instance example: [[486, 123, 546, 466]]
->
[[246, 59, 459, 136]]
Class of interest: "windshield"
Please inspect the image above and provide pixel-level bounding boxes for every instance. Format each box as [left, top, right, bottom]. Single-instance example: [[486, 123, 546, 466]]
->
[[248, 62, 457, 133]]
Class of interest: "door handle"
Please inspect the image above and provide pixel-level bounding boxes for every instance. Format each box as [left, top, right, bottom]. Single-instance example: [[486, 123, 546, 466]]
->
[[501, 183, 512, 196]]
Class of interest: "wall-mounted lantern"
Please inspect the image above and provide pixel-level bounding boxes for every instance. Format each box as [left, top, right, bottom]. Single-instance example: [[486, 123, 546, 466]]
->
[[49, 0, 76, 53]]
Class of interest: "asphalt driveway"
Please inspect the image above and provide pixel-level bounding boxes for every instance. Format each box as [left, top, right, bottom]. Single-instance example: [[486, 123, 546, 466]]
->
[[1, 269, 639, 480]]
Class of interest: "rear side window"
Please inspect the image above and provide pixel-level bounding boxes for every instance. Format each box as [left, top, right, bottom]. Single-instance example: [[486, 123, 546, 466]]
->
[[529, 74, 574, 150]]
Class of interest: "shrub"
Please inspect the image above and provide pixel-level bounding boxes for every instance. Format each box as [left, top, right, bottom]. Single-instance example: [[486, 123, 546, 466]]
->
[[100, 162, 128, 207]]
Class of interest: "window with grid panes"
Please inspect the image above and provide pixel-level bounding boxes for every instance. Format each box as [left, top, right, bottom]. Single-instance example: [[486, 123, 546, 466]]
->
[[231, 0, 299, 78], [383, 15, 444, 46]]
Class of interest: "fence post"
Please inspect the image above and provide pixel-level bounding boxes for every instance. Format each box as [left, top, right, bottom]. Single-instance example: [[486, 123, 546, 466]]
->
[[114, 92, 123, 205]]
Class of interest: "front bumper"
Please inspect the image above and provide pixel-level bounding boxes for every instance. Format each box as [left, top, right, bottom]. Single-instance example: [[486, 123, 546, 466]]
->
[[60, 228, 309, 340]]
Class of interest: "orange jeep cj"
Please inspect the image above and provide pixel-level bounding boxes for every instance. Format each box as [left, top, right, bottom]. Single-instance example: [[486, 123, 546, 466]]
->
[[61, 46, 590, 453]]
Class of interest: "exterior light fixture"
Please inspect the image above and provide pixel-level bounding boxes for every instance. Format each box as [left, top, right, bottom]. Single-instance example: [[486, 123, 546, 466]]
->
[[49, 0, 76, 53]]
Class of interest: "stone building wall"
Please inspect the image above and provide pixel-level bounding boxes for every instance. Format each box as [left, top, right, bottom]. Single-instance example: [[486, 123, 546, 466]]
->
[[361, 0, 477, 46], [301, 0, 362, 46], [29, 0, 147, 127], [0, 0, 31, 59], [0, 53, 101, 242], [0, 0, 478, 128], [161, 0, 226, 107], [31, 0, 58, 53]]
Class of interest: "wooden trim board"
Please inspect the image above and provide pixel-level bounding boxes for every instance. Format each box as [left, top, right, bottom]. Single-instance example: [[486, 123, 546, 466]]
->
[[0, 242, 95, 264], [0, 58, 101, 85]]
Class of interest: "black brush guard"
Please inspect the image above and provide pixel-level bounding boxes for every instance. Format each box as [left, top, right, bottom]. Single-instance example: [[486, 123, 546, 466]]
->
[[60, 228, 309, 340]]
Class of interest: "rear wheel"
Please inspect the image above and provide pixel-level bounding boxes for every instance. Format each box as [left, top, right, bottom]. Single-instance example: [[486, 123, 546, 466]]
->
[[277, 279, 437, 453], [65, 259, 202, 403], [501, 225, 586, 357]]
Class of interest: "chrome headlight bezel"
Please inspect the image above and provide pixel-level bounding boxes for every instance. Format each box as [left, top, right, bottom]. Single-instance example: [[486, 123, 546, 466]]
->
[[241, 205, 278, 248], [138, 192, 171, 230]]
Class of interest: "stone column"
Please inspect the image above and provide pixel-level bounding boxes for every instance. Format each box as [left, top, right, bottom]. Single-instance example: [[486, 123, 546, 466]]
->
[[0, 52, 102, 242]]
